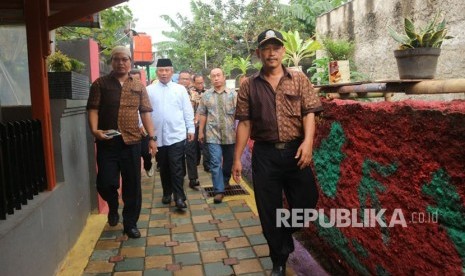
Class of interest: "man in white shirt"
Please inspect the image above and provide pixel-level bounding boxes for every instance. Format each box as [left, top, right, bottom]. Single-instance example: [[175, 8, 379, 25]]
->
[[147, 59, 195, 209]]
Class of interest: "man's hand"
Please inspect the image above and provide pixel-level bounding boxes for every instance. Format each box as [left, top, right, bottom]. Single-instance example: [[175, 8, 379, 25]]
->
[[93, 130, 112, 140], [232, 160, 242, 184], [198, 132, 205, 143], [187, 133, 195, 142], [149, 140, 158, 156], [295, 140, 313, 169], [139, 127, 148, 136]]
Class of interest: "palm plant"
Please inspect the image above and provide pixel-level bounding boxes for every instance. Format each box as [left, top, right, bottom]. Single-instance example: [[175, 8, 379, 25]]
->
[[232, 55, 253, 79], [281, 30, 321, 68]]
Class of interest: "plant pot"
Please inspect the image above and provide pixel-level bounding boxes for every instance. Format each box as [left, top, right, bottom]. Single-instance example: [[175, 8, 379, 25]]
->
[[48, 71, 90, 100], [394, 48, 440, 79], [287, 66, 302, 72], [226, 79, 236, 90], [328, 60, 350, 84]]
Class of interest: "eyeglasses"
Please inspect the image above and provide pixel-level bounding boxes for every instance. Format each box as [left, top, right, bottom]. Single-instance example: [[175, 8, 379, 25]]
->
[[112, 57, 130, 63]]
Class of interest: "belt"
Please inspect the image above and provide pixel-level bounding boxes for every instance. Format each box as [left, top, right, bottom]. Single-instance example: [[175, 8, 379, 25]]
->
[[256, 140, 302, 150]]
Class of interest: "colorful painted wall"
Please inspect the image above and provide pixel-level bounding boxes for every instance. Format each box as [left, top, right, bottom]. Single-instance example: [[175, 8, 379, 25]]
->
[[303, 99, 465, 275]]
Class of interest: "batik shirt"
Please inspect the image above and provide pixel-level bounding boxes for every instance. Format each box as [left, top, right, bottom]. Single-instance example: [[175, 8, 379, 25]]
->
[[87, 72, 152, 144], [197, 88, 237, 145]]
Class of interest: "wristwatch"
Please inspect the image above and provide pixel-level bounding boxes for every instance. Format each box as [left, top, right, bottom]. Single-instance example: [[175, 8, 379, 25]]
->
[[150, 136, 157, 142]]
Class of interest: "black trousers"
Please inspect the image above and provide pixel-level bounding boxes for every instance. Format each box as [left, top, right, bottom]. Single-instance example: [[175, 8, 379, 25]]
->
[[200, 127, 210, 170], [185, 127, 199, 180], [140, 135, 152, 171], [158, 140, 187, 201], [252, 141, 319, 266], [96, 136, 142, 230]]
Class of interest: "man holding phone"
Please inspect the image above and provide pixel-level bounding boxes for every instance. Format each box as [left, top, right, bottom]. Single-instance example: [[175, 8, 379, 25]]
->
[[87, 46, 157, 239]]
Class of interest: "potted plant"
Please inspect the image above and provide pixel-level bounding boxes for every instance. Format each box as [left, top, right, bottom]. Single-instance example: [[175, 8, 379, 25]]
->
[[388, 12, 453, 79], [47, 50, 89, 100], [322, 37, 355, 84], [309, 38, 366, 85], [281, 30, 321, 71]]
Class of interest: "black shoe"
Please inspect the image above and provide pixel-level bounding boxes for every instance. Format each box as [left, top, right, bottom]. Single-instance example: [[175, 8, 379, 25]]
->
[[204, 167, 210, 172], [124, 227, 141, 239], [175, 198, 187, 209], [189, 179, 200, 189], [213, 193, 224, 204], [271, 264, 286, 276], [108, 213, 119, 226], [162, 195, 172, 204]]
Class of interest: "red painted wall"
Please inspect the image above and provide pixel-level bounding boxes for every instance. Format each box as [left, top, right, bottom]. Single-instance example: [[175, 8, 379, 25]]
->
[[306, 99, 465, 275]]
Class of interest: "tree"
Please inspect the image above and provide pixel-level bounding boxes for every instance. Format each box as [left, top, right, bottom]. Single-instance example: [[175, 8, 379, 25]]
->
[[155, 0, 284, 74], [55, 6, 134, 58], [279, 0, 349, 36]]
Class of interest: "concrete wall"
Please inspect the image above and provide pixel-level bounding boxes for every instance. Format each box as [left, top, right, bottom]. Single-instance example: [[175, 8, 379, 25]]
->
[[303, 99, 465, 274], [315, 0, 465, 82], [0, 100, 92, 276], [59, 39, 100, 83]]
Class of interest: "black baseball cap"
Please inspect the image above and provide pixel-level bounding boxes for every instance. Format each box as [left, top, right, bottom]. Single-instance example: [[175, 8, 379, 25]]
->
[[257, 29, 284, 47]]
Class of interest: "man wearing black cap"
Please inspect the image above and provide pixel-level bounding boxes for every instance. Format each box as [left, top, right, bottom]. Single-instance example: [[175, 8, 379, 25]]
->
[[147, 58, 195, 210], [232, 30, 323, 275], [87, 46, 157, 239]]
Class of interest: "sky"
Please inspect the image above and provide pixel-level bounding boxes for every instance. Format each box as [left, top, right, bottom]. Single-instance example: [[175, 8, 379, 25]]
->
[[123, 0, 289, 45], [123, 0, 193, 44]]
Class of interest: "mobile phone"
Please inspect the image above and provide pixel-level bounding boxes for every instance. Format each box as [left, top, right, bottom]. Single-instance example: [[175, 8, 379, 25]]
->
[[105, 130, 121, 137]]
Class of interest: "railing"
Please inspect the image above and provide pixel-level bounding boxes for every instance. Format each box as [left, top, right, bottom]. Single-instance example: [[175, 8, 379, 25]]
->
[[0, 120, 47, 220]]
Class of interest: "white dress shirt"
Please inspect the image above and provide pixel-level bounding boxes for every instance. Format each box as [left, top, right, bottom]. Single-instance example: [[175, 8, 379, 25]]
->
[[147, 81, 195, 147]]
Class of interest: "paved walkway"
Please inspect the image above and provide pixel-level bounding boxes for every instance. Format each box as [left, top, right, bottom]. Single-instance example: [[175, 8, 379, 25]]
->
[[81, 168, 282, 276]]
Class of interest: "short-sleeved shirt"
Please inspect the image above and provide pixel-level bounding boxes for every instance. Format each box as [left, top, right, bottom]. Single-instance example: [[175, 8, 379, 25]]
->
[[235, 67, 322, 143], [197, 88, 237, 145], [86, 72, 153, 144], [189, 88, 205, 112]]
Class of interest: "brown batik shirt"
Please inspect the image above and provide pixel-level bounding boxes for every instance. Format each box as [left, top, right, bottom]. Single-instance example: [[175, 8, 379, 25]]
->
[[235, 67, 323, 143], [86, 72, 153, 144]]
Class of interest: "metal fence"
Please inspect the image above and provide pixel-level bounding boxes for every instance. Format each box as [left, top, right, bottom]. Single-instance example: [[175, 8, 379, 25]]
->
[[0, 120, 47, 220]]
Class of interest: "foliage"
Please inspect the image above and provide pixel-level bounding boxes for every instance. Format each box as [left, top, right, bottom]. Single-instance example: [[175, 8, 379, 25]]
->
[[156, 0, 283, 73], [232, 55, 253, 78], [281, 30, 321, 67], [388, 12, 453, 50], [278, 0, 349, 35], [308, 55, 367, 85], [47, 50, 85, 72], [55, 6, 134, 59], [222, 55, 236, 78], [322, 37, 355, 61], [155, 0, 348, 72], [308, 56, 330, 85]]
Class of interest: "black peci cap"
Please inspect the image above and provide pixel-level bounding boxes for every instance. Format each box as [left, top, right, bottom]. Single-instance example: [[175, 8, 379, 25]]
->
[[156, 58, 173, 67]]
